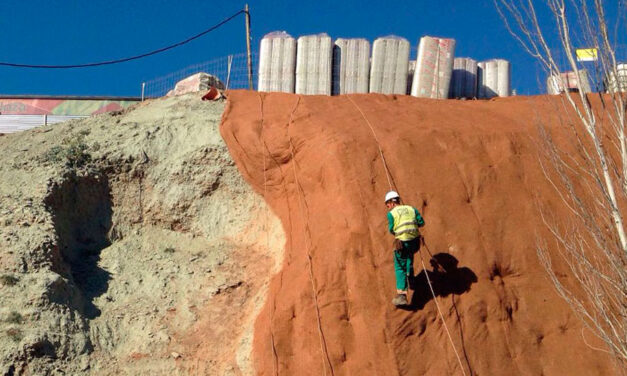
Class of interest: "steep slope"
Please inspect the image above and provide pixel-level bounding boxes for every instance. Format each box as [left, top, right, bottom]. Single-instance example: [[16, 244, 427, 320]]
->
[[0, 94, 284, 375], [220, 91, 619, 375]]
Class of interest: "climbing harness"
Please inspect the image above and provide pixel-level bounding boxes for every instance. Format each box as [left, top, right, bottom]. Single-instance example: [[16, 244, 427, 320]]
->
[[258, 94, 334, 376], [348, 95, 469, 376]]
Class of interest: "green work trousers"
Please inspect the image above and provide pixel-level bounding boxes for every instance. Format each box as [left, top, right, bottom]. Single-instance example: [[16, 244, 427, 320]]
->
[[393, 238, 419, 291]]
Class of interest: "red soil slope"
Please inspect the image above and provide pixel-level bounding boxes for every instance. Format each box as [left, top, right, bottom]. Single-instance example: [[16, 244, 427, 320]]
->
[[220, 91, 619, 376]]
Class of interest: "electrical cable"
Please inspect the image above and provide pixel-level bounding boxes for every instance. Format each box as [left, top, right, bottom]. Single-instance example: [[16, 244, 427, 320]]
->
[[0, 9, 246, 69]]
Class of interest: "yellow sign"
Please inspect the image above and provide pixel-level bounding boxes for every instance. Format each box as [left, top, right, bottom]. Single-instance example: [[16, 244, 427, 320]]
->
[[576, 48, 598, 62]]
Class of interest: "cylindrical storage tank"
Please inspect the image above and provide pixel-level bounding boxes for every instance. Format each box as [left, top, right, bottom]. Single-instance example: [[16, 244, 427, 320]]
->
[[477, 62, 486, 98], [258, 31, 296, 93], [464, 58, 478, 98], [496, 59, 511, 97], [295, 33, 333, 95], [606, 63, 627, 92], [449, 57, 477, 98], [369, 36, 410, 94], [332, 38, 370, 95], [478, 59, 511, 98], [411, 36, 456, 99], [449, 58, 464, 98], [484, 60, 499, 98]]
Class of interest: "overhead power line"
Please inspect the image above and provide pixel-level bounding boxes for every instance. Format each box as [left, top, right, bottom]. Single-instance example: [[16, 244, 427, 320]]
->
[[0, 9, 246, 69]]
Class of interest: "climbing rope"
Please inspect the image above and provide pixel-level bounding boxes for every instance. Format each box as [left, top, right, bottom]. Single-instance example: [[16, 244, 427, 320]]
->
[[419, 248, 468, 376], [347, 95, 468, 376], [285, 96, 335, 376], [345, 95, 395, 192], [257, 94, 334, 376], [257, 93, 280, 376]]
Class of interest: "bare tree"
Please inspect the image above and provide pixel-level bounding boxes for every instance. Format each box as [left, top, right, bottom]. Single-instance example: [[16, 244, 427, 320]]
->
[[495, 0, 627, 366]]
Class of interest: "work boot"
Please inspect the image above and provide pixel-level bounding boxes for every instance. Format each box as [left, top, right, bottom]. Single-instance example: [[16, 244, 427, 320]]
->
[[392, 294, 408, 306]]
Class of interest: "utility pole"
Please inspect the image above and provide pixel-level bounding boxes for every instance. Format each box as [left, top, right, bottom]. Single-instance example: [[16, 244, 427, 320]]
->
[[245, 4, 253, 90]]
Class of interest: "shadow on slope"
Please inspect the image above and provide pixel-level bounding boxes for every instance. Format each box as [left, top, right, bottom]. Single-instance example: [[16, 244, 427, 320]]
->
[[45, 171, 113, 319], [407, 252, 477, 311]]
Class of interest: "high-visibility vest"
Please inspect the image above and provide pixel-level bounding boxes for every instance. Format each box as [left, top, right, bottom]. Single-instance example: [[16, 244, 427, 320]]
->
[[390, 205, 420, 241]]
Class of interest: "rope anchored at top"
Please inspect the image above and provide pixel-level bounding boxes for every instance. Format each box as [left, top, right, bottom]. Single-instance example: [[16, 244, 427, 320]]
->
[[0, 9, 246, 69], [348, 95, 468, 375]]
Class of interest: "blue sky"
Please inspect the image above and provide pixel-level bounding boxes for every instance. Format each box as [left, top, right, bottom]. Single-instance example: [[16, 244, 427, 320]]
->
[[0, 1, 616, 97]]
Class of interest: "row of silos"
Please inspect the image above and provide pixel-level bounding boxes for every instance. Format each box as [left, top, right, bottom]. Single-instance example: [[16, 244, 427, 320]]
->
[[259, 32, 459, 99], [258, 31, 512, 99]]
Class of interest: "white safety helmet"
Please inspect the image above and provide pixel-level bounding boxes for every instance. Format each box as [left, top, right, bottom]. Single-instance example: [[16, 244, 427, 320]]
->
[[384, 191, 400, 203]]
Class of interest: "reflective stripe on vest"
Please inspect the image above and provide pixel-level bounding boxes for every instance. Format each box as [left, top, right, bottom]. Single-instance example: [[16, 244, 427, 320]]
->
[[391, 205, 419, 241]]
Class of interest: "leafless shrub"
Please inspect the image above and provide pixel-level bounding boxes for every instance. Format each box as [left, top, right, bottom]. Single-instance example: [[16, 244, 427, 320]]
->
[[496, 0, 627, 365]]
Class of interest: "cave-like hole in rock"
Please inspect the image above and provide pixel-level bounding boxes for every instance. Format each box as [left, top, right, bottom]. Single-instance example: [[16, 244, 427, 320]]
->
[[45, 172, 113, 319]]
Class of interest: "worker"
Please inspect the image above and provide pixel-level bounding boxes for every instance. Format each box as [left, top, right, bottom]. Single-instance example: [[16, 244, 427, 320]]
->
[[385, 191, 425, 306]]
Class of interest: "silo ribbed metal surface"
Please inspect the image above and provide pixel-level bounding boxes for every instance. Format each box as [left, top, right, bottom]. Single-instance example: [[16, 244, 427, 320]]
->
[[411, 36, 456, 99], [295, 34, 333, 95], [258, 31, 297, 93], [496, 59, 511, 97], [369, 36, 410, 94], [332, 38, 370, 95], [478, 59, 511, 98], [449, 57, 478, 98]]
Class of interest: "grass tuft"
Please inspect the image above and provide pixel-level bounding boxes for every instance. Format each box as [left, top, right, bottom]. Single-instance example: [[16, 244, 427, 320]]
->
[[6, 311, 23, 324]]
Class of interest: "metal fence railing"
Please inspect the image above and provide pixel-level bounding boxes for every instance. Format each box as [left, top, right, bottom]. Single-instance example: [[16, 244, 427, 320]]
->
[[143, 52, 258, 98]]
